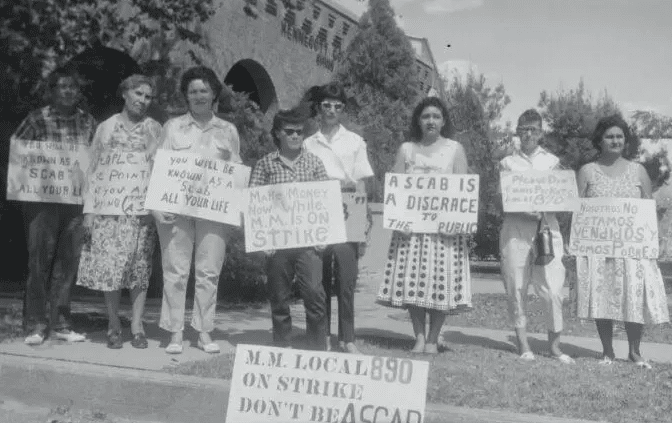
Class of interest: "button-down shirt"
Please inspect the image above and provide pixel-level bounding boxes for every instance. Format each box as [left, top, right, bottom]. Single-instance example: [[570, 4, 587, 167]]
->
[[249, 149, 329, 187], [303, 124, 374, 185], [160, 113, 241, 163], [12, 106, 96, 145], [499, 146, 560, 171]]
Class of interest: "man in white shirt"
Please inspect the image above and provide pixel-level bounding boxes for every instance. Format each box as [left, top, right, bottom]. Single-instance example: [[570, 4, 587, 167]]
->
[[499, 109, 573, 364], [303, 83, 374, 353]]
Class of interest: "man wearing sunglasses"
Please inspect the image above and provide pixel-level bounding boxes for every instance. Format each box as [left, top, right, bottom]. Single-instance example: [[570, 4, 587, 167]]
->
[[303, 83, 374, 354], [249, 108, 330, 350], [498, 109, 573, 364]]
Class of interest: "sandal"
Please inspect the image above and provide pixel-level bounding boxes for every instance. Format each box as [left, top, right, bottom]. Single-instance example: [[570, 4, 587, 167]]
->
[[553, 353, 575, 364], [107, 330, 123, 349], [165, 342, 183, 354], [629, 353, 652, 369], [598, 355, 614, 365], [519, 351, 535, 361]]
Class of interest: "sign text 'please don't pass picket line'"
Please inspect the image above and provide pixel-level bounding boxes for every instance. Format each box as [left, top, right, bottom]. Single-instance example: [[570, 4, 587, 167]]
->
[[144, 150, 250, 225], [244, 180, 346, 252], [83, 150, 151, 215], [383, 173, 479, 234], [569, 198, 659, 259], [225, 344, 429, 423], [6, 138, 89, 204], [500, 170, 579, 212]]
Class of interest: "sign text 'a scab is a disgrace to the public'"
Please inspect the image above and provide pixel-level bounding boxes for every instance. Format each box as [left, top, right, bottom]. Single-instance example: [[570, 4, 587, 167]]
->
[[244, 180, 346, 252], [225, 345, 429, 423], [383, 173, 479, 234], [569, 198, 659, 259], [144, 150, 250, 225]]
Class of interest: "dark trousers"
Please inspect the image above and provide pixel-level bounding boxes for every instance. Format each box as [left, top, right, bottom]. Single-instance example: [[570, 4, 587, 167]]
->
[[323, 242, 358, 343], [22, 203, 84, 333], [267, 247, 327, 350]]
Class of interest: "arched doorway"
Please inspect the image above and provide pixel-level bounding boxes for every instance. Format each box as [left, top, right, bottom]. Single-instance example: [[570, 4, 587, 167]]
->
[[223, 60, 277, 113]]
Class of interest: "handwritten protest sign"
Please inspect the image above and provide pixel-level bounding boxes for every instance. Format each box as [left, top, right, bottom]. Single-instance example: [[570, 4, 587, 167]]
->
[[225, 344, 429, 423], [144, 150, 250, 225], [569, 198, 659, 259], [382, 173, 479, 234], [83, 151, 151, 215], [244, 180, 346, 252], [343, 192, 367, 242], [500, 170, 579, 212], [6, 138, 89, 204]]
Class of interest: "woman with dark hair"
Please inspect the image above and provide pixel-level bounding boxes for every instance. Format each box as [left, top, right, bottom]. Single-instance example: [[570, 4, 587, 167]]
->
[[153, 66, 241, 354], [77, 74, 160, 349], [249, 108, 330, 350], [376, 96, 472, 354], [575, 114, 669, 368]]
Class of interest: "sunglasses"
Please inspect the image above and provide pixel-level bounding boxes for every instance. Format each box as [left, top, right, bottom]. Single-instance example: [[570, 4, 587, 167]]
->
[[282, 128, 303, 136], [321, 101, 344, 111]]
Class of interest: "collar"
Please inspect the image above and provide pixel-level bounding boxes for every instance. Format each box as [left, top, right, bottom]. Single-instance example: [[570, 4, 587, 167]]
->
[[518, 145, 546, 161], [315, 124, 345, 144], [271, 148, 305, 162], [179, 112, 227, 131], [46, 105, 84, 120]]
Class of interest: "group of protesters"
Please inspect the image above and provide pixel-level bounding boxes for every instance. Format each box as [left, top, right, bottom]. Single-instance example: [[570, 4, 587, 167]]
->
[[10, 64, 669, 368]]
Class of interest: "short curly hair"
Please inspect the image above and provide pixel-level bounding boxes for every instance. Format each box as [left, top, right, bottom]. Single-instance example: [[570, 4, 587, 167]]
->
[[271, 108, 308, 148], [117, 74, 155, 98], [409, 97, 453, 141], [179, 66, 223, 103], [591, 114, 638, 159]]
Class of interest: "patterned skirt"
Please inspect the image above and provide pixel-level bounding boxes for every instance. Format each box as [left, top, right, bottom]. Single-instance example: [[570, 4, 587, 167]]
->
[[77, 216, 157, 292], [573, 256, 670, 324], [376, 232, 472, 313]]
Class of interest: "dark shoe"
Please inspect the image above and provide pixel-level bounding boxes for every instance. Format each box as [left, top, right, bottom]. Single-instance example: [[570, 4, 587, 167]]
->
[[131, 333, 148, 349], [107, 330, 123, 349]]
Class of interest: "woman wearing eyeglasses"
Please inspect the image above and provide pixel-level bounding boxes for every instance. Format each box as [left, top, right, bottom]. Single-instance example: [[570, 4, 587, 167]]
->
[[303, 83, 375, 353], [248, 108, 330, 350]]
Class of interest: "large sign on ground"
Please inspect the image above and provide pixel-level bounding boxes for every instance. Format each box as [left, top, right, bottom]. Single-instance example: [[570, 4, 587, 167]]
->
[[226, 344, 429, 423]]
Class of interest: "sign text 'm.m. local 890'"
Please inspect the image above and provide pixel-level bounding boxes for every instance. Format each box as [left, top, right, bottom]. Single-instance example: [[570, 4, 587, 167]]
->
[[225, 344, 429, 423], [83, 150, 152, 215], [144, 149, 250, 225], [6, 138, 90, 204], [569, 198, 659, 259], [500, 170, 579, 212], [382, 173, 479, 234], [244, 180, 347, 252]]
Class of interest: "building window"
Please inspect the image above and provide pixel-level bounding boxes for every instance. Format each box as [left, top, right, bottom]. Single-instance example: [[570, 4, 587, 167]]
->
[[265, 0, 277, 16], [301, 18, 312, 34], [342, 22, 350, 35], [332, 35, 342, 52], [328, 14, 336, 28], [313, 6, 321, 19], [316, 27, 328, 44], [284, 9, 296, 26]]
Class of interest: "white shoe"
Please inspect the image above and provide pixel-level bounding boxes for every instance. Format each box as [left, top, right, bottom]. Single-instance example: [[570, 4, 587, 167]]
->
[[52, 329, 86, 342], [24, 332, 45, 346]]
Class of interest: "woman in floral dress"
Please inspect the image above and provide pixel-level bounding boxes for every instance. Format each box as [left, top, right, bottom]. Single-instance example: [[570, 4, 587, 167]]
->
[[575, 114, 670, 368], [377, 97, 472, 354], [77, 75, 160, 349]]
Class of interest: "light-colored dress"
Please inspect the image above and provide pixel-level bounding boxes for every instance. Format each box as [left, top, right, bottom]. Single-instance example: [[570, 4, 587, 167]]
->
[[575, 161, 670, 324], [76, 115, 160, 292], [376, 139, 472, 314]]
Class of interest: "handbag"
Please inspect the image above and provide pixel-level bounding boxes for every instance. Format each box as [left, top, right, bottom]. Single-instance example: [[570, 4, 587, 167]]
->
[[534, 214, 554, 265]]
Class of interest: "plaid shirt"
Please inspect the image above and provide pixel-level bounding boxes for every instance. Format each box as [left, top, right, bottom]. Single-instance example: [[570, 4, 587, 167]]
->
[[12, 106, 96, 145], [249, 149, 329, 187]]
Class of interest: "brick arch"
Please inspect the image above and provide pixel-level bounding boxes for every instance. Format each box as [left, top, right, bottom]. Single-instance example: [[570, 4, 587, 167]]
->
[[224, 59, 277, 114]]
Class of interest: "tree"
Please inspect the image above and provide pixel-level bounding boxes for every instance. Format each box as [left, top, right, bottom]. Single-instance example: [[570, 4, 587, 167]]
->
[[537, 79, 621, 170], [631, 110, 672, 139], [332, 0, 421, 200], [444, 69, 511, 259]]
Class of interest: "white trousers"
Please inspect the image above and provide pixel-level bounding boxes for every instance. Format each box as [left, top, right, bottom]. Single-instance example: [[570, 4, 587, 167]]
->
[[156, 216, 230, 333], [499, 214, 565, 333]]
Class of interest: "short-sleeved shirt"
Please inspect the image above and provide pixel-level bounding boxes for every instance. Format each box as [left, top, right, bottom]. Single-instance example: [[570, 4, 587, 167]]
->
[[248, 150, 329, 187], [12, 105, 96, 145], [159, 113, 241, 163], [303, 124, 374, 185], [499, 146, 559, 172]]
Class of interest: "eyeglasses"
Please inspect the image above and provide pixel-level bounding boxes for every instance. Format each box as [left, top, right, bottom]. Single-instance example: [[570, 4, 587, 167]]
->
[[517, 126, 540, 134], [321, 101, 344, 112], [282, 128, 303, 136]]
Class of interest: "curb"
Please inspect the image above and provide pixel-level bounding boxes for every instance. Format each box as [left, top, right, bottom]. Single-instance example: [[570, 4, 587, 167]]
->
[[0, 353, 602, 423]]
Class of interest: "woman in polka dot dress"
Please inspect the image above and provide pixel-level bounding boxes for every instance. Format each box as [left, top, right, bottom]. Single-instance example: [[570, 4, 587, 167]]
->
[[376, 97, 473, 354]]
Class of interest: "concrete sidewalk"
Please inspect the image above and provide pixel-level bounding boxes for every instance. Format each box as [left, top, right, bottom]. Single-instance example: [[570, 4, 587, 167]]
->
[[0, 271, 669, 422]]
